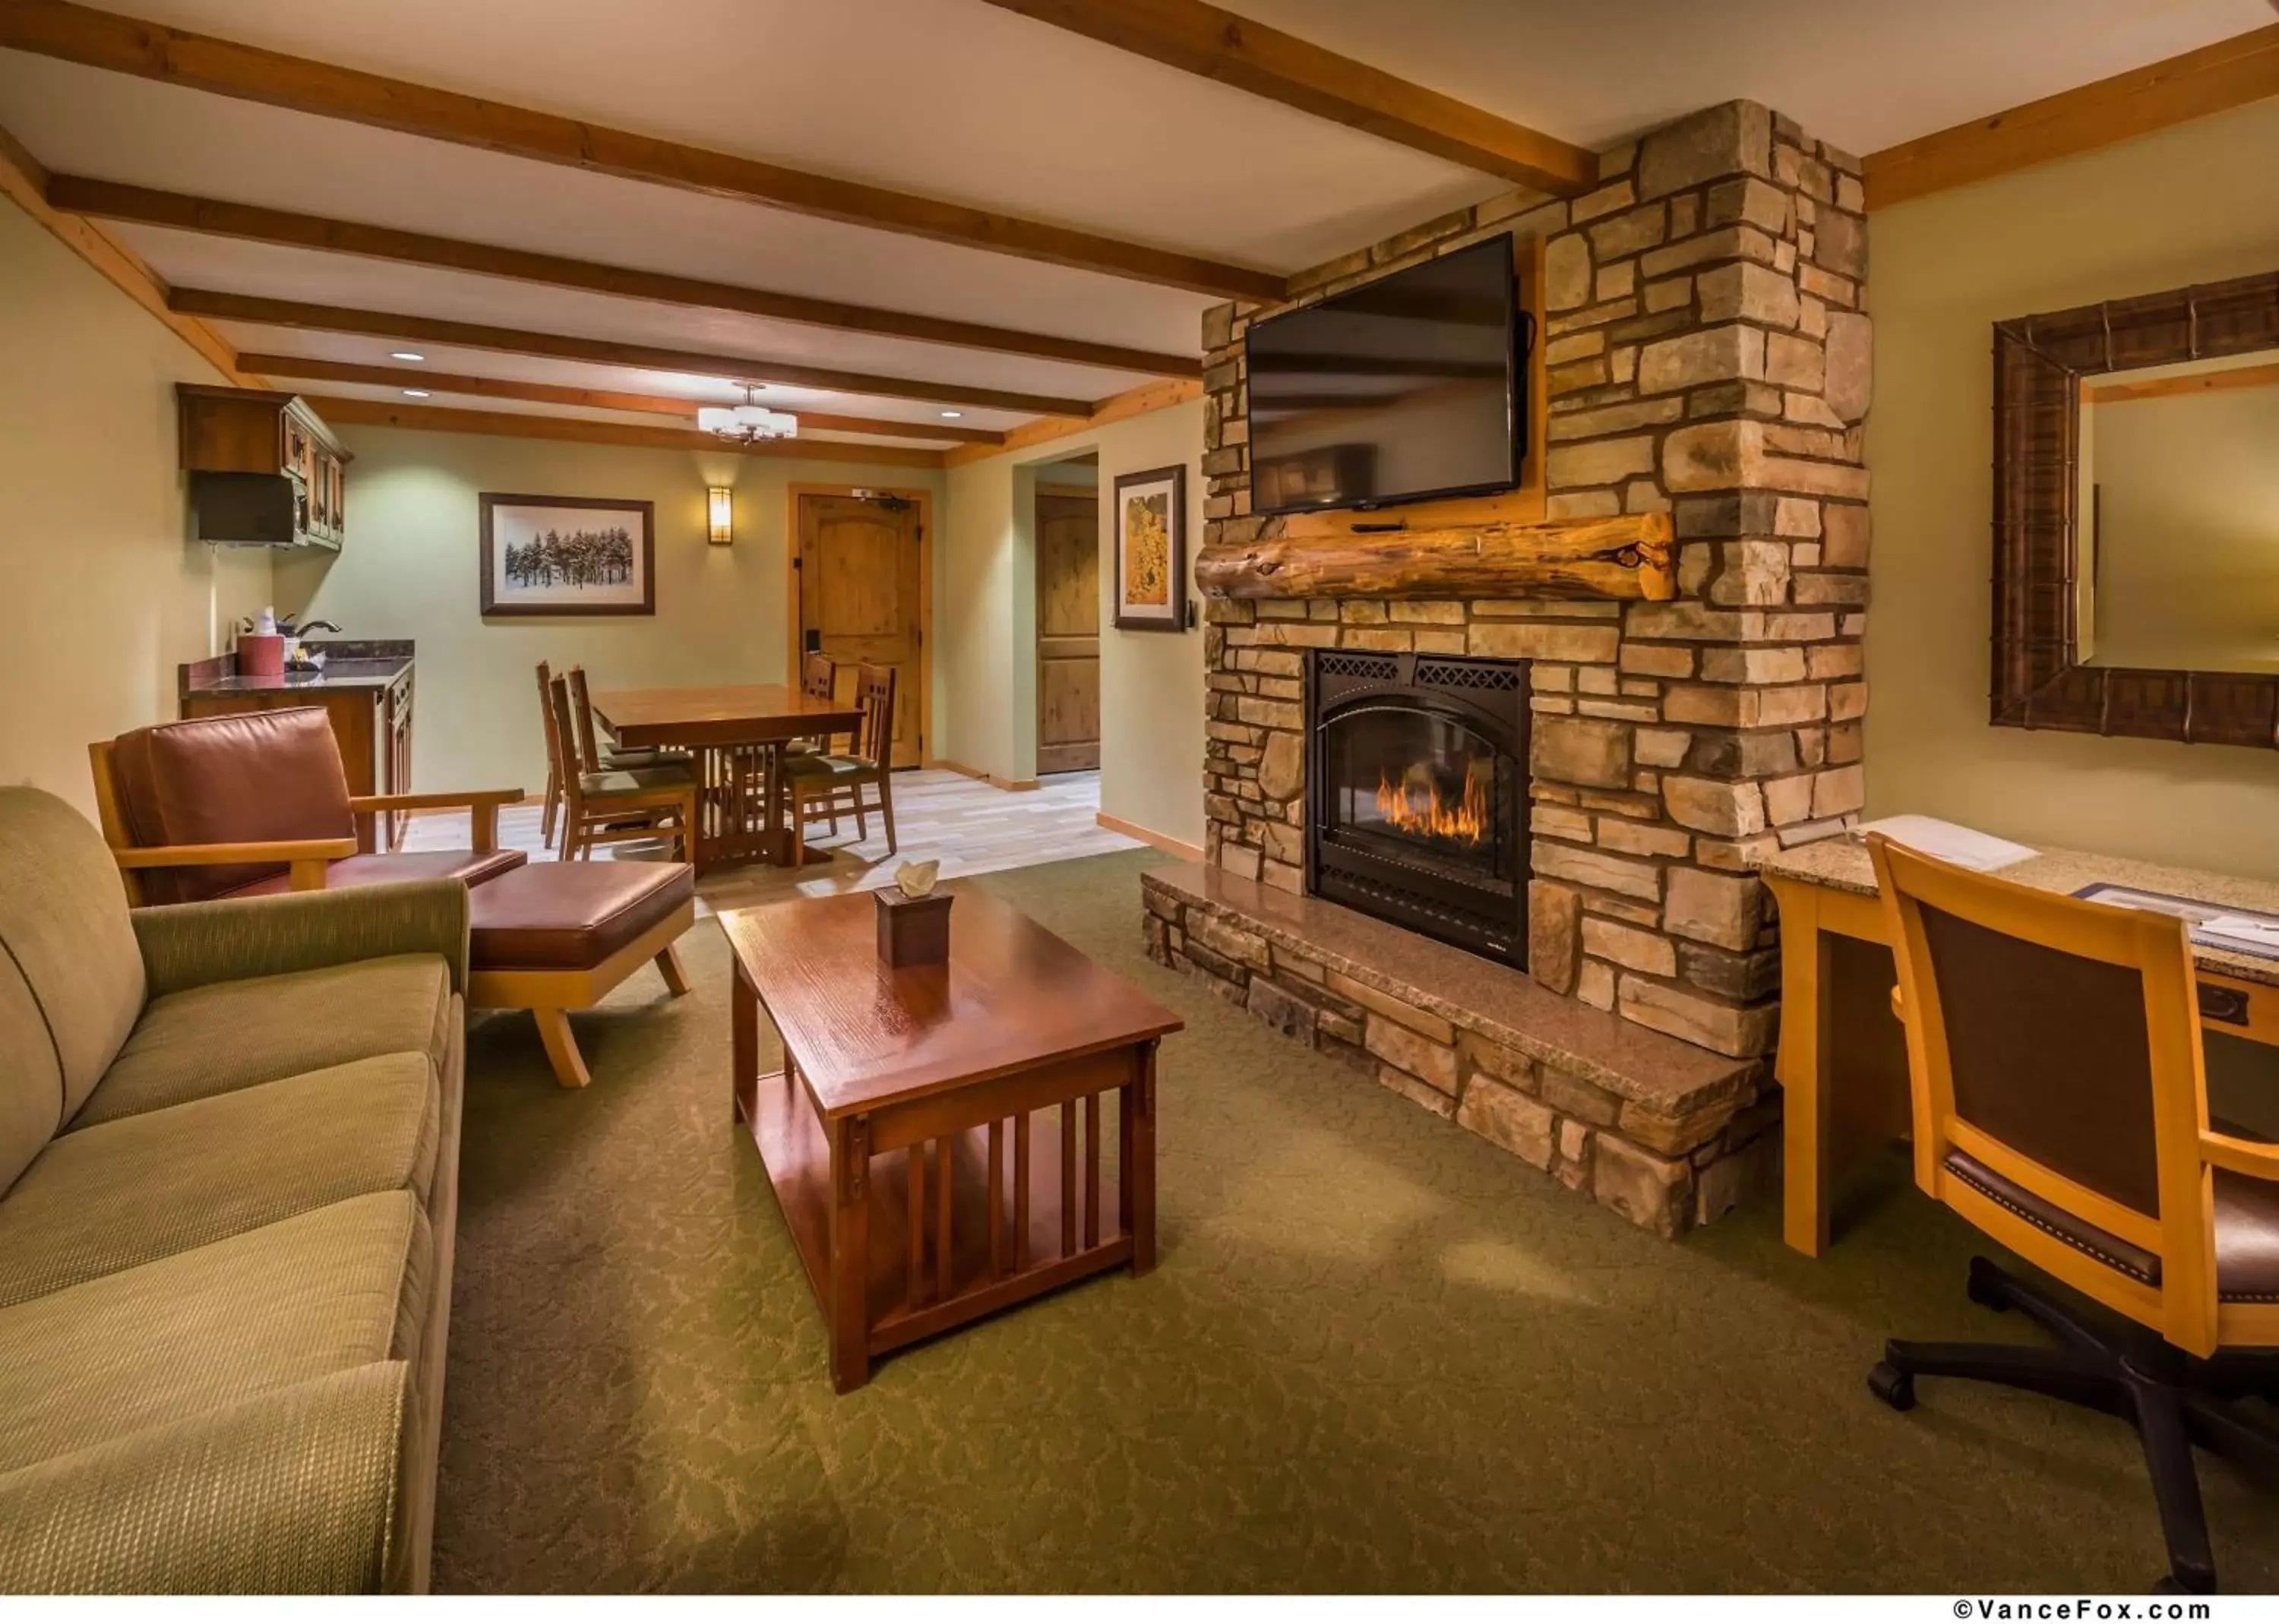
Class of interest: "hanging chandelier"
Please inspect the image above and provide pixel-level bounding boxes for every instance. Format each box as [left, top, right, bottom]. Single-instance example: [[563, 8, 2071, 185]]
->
[[697, 385, 798, 444]]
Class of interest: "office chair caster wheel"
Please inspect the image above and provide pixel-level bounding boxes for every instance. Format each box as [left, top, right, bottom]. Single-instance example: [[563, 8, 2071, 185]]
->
[[1868, 1362, 1915, 1411], [1966, 1256, 2010, 1312]]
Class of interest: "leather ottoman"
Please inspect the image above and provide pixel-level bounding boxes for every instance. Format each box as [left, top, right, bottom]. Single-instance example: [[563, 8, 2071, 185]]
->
[[466, 861, 697, 1088]]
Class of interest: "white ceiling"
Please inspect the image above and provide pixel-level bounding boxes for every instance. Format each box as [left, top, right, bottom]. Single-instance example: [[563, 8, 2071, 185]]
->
[[1224, 0, 2277, 157], [2, 0, 2269, 447]]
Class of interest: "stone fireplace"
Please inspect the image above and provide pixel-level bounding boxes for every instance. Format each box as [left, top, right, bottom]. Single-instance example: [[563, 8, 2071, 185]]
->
[[1146, 99, 1872, 1236], [1306, 649, 1530, 967]]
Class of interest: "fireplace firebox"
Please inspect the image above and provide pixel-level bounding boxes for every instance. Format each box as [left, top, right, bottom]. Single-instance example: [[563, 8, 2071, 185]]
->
[[1304, 649, 1530, 968]]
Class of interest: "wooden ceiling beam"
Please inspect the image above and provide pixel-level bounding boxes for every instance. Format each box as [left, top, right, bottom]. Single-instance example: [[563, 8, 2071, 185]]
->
[[943, 377, 1202, 467], [48, 175, 1201, 378], [0, 0, 1283, 300], [305, 395, 948, 469], [169, 289, 1094, 417], [1864, 22, 2279, 210], [235, 353, 1007, 444], [975, 0, 1595, 195]]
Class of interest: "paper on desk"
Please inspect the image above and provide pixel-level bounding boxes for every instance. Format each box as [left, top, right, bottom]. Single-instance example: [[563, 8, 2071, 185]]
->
[[2201, 915, 2279, 950], [1856, 814, 2037, 873]]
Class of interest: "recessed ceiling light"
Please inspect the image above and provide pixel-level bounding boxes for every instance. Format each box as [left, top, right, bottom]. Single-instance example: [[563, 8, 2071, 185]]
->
[[390, 351, 425, 362], [401, 388, 431, 398], [940, 409, 964, 419]]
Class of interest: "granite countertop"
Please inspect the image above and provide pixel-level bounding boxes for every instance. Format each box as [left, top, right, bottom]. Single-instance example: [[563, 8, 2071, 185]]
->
[[182, 640, 412, 695], [1762, 833, 2279, 988]]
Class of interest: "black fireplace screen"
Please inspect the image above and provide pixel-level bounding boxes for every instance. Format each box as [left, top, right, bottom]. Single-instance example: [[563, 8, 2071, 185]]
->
[[1306, 651, 1529, 967]]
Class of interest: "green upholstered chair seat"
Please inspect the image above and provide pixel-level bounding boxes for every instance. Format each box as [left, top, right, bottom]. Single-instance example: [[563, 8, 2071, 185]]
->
[[0, 1054, 441, 1310], [71, 956, 453, 1131], [0, 1363, 411, 1594], [782, 752, 872, 779], [0, 1191, 428, 1478]]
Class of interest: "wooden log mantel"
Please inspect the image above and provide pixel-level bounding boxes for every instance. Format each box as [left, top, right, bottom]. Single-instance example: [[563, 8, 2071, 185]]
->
[[1195, 513, 1676, 602]]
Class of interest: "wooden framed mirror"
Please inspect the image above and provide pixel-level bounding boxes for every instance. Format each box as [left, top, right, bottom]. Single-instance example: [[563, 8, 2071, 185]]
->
[[1992, 269, 2279, 747]]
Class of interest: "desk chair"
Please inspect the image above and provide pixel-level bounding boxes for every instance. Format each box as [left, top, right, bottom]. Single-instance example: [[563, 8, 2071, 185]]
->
[[1865, 834, 2279, 1594]]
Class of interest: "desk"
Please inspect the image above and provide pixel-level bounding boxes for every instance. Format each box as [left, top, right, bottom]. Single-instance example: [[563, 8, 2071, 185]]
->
[[1762, 836, 2279, 1257], [591, 684, 863, 872]]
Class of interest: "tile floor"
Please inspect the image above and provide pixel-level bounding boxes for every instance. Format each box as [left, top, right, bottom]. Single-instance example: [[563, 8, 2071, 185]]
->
[[403, 767, 1147, 915]]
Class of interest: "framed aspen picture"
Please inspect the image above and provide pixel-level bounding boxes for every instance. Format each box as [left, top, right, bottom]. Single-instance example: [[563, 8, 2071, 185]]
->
[[479, 493, 656, 616], [1111, 464, 1188, 632]]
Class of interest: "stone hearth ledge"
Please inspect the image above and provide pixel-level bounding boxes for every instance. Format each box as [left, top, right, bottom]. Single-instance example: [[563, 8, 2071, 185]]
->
[[1142, 862, 1774, 1237]]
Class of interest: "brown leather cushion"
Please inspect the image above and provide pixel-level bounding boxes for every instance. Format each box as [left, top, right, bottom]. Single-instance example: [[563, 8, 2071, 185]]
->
[[1946, 1148, 2279, 1303], [111, 708, 355, 905], [466, 861, 693, 972], [223, 848, 528, 898]]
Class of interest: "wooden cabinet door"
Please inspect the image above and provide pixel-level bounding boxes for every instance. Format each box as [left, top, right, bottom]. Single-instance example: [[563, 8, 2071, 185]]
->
[[1035, 490, 1101, 774], [797, 494, 923, 768]]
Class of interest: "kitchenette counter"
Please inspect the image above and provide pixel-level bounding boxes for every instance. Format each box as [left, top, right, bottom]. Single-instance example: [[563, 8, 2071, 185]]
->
[[180, 640, 414, 696]]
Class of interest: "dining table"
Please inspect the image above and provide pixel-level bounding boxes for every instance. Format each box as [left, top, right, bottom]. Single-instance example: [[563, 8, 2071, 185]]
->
[[590, 683, 865, 872]]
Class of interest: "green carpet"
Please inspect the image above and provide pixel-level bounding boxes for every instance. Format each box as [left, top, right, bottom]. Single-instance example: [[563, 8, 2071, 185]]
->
[[433, 850, 2279, 1592]]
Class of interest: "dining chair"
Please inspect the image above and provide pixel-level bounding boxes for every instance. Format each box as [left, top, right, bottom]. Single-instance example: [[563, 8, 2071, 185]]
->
[[782, 662, 897, 865], [547, 675, 699, 863], [566, 665, 685, 774], [779, 652, 842, 831], [785, 653, 840, 754], [536, 659, 566, 846], [1863, 833, 2279, 1594]]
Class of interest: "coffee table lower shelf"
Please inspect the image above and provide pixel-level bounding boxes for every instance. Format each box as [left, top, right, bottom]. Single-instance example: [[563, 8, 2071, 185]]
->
[[735, 1056, 1154, 1391]]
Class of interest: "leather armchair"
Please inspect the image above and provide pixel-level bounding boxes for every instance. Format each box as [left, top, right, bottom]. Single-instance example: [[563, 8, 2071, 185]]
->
[[90, 707, 526, 906]]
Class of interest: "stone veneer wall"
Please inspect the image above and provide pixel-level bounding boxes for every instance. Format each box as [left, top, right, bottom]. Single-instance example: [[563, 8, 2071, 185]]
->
[[1198, 100, 1872, 1063]]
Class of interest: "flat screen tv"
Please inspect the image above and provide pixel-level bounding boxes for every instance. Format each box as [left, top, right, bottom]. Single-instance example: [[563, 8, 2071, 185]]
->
[[1246, 232, 1523, 517]]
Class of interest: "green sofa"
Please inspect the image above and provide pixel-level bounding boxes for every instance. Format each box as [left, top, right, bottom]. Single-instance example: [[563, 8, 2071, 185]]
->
[[0, 786, 466, 1593]]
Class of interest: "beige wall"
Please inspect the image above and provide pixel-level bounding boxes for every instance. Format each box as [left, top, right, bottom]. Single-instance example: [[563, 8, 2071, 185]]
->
[[280, 425, 942, 792], [0, 199, 270, 817], [1866, 96, 2279, 877], [939, 398, 1206, 848]]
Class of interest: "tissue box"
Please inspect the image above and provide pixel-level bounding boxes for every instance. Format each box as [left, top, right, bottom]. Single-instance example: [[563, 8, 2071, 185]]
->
[[875, 887, 953, 968], [235, 633, 286, 678]]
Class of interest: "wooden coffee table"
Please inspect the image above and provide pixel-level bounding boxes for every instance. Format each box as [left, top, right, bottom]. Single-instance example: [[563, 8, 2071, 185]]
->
[[722, 884, 1184, 1392]]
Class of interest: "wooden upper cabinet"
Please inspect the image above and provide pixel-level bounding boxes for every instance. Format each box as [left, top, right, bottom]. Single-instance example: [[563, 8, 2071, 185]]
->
[[177, 384, 351, 546]]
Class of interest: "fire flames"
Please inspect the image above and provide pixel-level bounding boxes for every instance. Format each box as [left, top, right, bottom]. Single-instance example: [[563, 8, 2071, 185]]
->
[[1374, 760, 1491, 845]]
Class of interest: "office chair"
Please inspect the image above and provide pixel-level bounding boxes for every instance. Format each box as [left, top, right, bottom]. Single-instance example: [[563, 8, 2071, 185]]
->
[[1864, 834, 2279, 1593]]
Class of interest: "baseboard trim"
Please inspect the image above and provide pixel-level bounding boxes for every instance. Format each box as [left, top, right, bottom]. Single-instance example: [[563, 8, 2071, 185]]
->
[[928, 757, 1041, 792], [1096, 811, 1204, 862]]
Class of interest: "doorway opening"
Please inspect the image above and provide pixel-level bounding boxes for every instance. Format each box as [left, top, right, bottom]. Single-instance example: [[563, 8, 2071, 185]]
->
[[1033, 455, 1101, 776]]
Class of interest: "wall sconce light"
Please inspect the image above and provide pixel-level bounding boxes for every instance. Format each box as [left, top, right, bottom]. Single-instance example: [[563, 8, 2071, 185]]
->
[[706, 485, 734, 545]]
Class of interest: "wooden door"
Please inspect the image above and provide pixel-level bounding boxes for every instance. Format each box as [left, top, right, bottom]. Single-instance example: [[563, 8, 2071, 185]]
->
[[1035, 489, 1101, 774], [798, 493, 924, 768]]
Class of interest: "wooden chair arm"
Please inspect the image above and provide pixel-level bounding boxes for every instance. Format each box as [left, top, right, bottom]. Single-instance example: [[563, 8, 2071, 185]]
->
[[348, 788, 523, 853], [112, 838, 354, 897], [112, 839, 357, 868], [347, 788, 524, 812], [2202, 1131, 2279, 1182]]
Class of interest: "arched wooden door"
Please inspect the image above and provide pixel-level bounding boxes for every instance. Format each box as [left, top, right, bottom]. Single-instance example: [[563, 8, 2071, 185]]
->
[[795, 491, 925, 768]]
